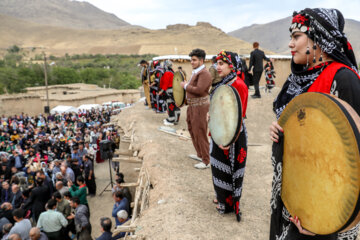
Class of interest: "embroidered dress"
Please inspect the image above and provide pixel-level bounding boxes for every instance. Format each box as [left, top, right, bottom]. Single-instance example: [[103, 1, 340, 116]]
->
[[160, 69, 181, 124], [270, 8, 360, 240], [210, 51, 249, 222]]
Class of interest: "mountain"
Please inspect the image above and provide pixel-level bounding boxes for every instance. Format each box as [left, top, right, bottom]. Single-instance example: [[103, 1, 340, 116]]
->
[[229, 17, 360, 62], [0, 15, 269, 57], [0, 0, 131, 29]]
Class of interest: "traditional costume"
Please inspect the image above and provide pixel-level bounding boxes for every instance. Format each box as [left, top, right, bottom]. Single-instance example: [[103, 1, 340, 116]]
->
[[150, 61, 167, 113], [160, 61, 181, 124], [270, 8, 360, 240], [210, 51, 248, 222], [140, 62, 151, 107], [185, 58, 212, 166]]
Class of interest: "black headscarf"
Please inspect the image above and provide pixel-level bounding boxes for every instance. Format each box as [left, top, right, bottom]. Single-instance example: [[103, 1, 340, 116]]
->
[[274, 8, 358, 119]]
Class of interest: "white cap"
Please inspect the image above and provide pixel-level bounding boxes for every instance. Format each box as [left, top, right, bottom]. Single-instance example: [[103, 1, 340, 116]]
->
[[117, 210, 128, 220]]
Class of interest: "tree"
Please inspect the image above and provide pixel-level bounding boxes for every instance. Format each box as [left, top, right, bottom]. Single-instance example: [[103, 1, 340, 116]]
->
[[7, 45, 20, 53]]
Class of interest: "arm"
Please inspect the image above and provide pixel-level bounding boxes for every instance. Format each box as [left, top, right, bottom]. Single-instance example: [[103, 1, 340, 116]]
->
[[263, 52, 270, 62], [185, 72, 211, 95], [332, 68, 360, 116], [112, 203, 120, 217], [248, 52, 254, 71], [78, 211, 89, 228], [59, 212, 68, 227]]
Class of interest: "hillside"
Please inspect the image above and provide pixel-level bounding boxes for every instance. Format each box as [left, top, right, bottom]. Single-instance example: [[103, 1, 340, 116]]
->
[[0, 0, 131, 29], [229, 17, 360, 62], [0, 15, 270, 56]]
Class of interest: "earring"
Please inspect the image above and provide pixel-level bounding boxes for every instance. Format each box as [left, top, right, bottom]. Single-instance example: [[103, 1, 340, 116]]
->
[[319, 50, 323, 62], [312, 35, 317, 63]]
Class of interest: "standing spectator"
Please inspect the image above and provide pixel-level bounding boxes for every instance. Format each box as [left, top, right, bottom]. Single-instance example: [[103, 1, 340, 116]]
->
[[68, 176, 88, 208], [95, 217, 113, 240], [8, 208, 31, 240], [55, 181, 68, 197], [29, 227, 48, 240], [83, 155, 96, 196], [37, 199, 67, 240], [112, 191, 129, 227], [248, 41, 270, 98], [23, 178, 49, 222], [69, 197, 91, 240], [53, 192, 71, 219]]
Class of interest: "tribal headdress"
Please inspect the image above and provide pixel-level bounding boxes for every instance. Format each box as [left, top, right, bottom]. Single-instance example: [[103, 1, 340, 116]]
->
[[211, 51, 243, 96], [290, 8, 357, 71]]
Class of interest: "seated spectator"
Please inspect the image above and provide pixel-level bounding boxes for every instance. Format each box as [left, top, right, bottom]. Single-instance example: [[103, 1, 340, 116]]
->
[[112, 191, 129, 227], [95, 217, 113, 240], [113, 210, 130, 239], [1, 181, 11, 204], [8, 208, 31, 240], [8, 233, 21, 240], [2, 223, 12, 240], [37, 199, 67, 240], [29, 227, 48, 240], [9, 185, 23, 209]]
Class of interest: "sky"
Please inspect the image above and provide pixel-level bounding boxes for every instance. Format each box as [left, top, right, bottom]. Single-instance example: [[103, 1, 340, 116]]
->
[[77, 0, 360, 32]]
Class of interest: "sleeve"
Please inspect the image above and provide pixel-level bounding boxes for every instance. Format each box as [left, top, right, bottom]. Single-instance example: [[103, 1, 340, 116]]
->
[[185, 72, 211, 95], [332, 68, 360, 116], [64, 204, 72, 217], [112, 203, 121, 217], [69, 185, 80, 197], [79, 211, 89, 228], [59, 213, 68, 227], [159, 72, 170, 91], [36, 215, 43, 229], [249, 52, 254, 71], [263, 52, 270, 62]]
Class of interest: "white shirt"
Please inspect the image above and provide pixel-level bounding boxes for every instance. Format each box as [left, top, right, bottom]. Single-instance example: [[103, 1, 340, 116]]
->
[[185, 64, 205, 90]]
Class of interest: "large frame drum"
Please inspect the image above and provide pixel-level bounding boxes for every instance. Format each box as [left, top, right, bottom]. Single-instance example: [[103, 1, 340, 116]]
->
[[279, 92, 360, 234], [172, 71, 186, 107], [209, 85, 243, 147]]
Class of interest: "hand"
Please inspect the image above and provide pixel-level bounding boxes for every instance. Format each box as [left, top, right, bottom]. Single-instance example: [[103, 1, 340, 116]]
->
[[180, 82, 186, 88], [269, 121, 283, 142], [67, 180, 73, 187], [88, 176, 91, 180], [289, 215, 315, 236], [219, 144, 230, 150], [67, 213, 75, 220]]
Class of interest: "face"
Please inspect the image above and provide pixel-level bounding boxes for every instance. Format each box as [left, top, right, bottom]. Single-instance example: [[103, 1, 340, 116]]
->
[[190, 56, 203, 69], [289, 29, 316, 66], [216, 60, 232, 78]]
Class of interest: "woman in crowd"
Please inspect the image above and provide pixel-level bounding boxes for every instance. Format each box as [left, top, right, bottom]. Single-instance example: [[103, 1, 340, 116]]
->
[[269, 8, 360, 239], [210, 51, 248, 222]]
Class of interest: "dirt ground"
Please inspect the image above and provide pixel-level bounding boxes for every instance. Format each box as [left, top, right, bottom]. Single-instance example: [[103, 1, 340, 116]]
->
[[90, 85, 360, 240], [87, 87, 277, 239]]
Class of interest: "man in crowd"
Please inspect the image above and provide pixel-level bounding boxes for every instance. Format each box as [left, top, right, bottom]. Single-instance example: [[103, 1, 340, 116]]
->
[[29, 227, 48, 240], [95, 217, 113, 240], [8, 208, 31, 240], [180, 48, 212, 169], [69, 197, 91, 240], [37, 199, 68, 239]]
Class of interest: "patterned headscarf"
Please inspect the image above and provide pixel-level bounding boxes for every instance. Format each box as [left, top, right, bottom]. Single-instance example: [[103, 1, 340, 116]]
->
[[274, 8, 358, 119], [211, 51, 242, 96], [290, 8, 357, 71]]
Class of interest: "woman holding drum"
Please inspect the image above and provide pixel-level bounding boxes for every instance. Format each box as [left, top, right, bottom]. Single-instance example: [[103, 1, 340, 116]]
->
[[209, 51, 248, 222], [269, 8, 360, 239]]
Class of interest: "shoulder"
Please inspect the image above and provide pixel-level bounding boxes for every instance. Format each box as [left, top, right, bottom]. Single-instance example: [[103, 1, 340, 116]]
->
[[333, 67, 360, 90], [198, 69, 211, 77]]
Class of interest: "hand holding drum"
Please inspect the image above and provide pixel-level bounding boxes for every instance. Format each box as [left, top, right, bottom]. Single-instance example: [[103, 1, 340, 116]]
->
[[209, 85, 243, 147]]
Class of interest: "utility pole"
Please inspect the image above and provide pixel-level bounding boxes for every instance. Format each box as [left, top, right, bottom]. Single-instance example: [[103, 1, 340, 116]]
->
[[43, 52, 50, 114]]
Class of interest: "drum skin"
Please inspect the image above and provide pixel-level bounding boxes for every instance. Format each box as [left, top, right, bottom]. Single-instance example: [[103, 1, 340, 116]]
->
[[172, 71, 186, 107], [209, 85, 242, 147], [279, 92, 360, 235]]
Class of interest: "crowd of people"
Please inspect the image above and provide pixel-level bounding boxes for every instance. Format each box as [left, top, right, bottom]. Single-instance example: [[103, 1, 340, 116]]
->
[[0, 106, 134, 239]]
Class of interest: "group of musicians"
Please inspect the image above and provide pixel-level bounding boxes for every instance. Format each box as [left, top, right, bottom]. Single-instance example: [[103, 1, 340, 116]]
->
[[139, 7, 360, 239]]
